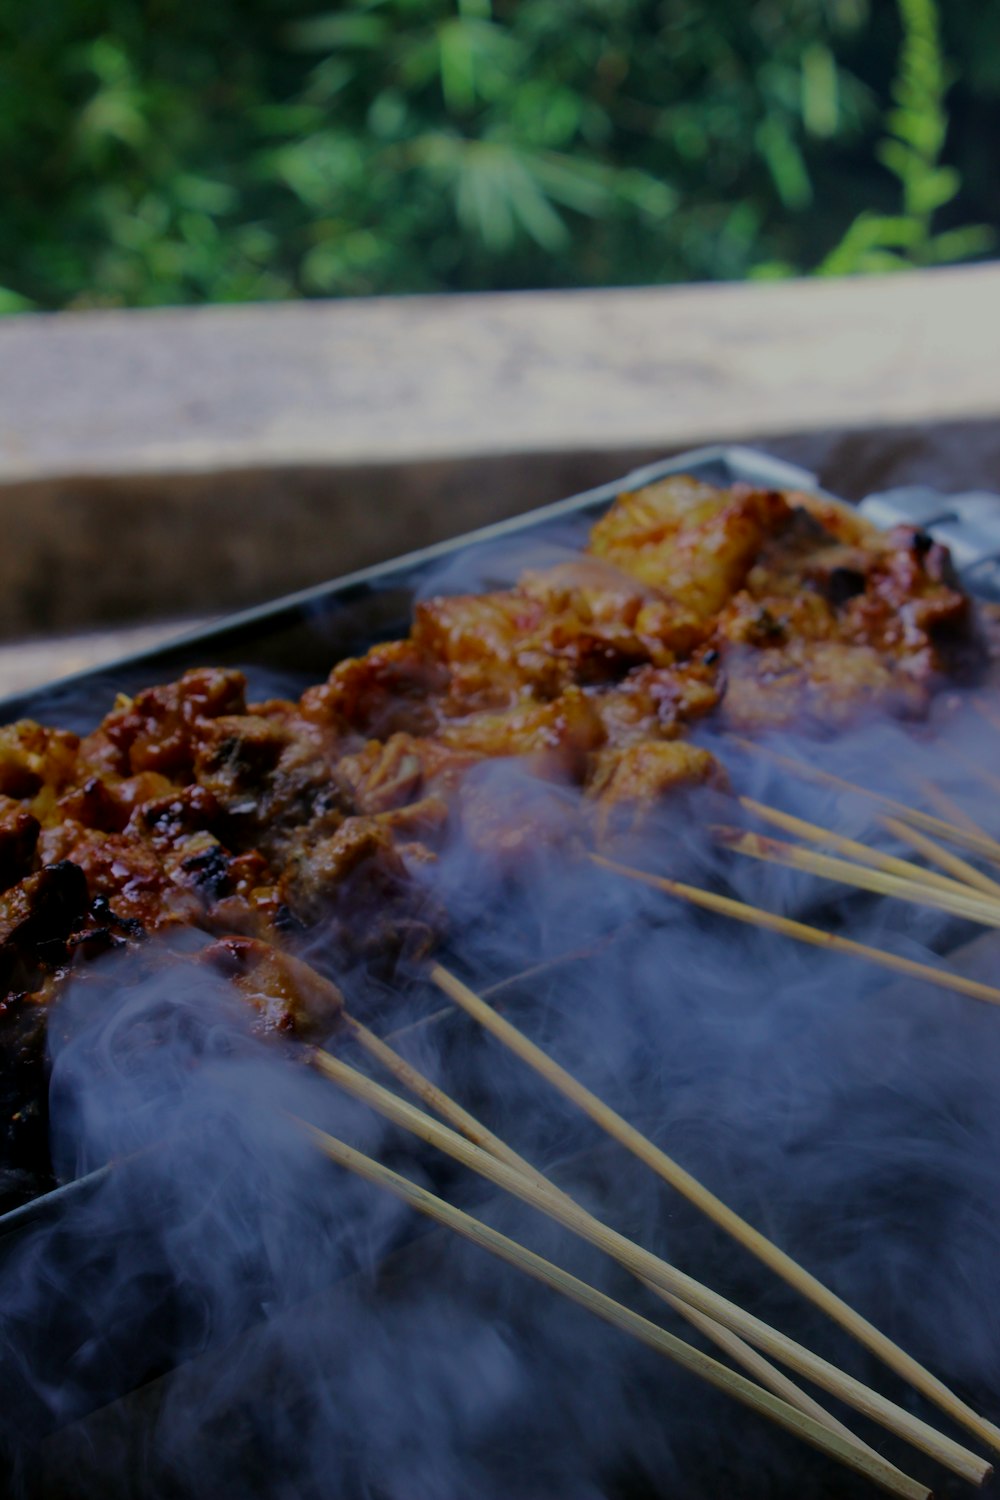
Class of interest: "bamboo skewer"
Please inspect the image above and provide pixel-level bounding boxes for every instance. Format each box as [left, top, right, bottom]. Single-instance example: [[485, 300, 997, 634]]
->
[[715, 826, 1000, 929], [304, 1123, 932, 1500], [728, 738, 1000, 868], [881, 817, 1000, 903], [380, 935, 633, 1050], [242, 942, 859, 1455], [321, 1033, 886, 1463], [589, 853, 1000, 1009], [268, 961, 863, 1449], [909, 775, 983, 838], [313, 1047, 984, 1485], [431, 959, 1000, 1460], [739, 797, 984, 900]]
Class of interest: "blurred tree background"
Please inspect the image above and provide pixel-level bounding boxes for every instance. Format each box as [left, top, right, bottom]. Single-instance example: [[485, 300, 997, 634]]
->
[[0, 0, 996, 314]]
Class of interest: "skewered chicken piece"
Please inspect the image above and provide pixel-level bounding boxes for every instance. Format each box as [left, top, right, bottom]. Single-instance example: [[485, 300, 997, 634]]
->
[[0, 476, 985, 1204]]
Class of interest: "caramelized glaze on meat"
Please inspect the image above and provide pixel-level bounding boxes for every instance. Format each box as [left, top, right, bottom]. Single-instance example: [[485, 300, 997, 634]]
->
[[0, 475, 984, 1202]]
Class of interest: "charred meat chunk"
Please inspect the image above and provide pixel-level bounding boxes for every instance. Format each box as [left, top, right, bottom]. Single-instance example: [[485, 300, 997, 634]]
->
[[0, 798, 40, 894], [0, 862, 90, 994]]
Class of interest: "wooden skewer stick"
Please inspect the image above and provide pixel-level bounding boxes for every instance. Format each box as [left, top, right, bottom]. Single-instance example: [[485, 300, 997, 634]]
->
[[236, 944, 834, 1432], [431, 957, 1000, 1461], [881, 816, 1000, 903], [728, 737, 1000, 868], [739, 796, 983, 900], [302, 1120, 931, 1500], [328, 1026, 884, 1461], [908, 774, 983, 837], [314, 1047, 984, 1485], [588, 853, 1000, 1009], [715, 826, 1000, 929], [380, 937, 631, 1049]]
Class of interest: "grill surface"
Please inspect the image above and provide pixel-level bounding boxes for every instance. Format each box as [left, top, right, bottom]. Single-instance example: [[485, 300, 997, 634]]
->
[[4, 445, 999, 1497]]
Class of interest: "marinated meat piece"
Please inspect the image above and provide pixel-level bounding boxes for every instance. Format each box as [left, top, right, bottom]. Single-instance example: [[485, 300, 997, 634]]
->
[[192, 712, 293, 805], [57, 771, 177, 833], [335, 733, 476, 815], [0, 863, 90, 993], [411, 560, 703, 720], [0, 994, 52, 1210], [127, 783, 223, 850], [0, 721, 80, 807], [303, 640, 446, 740], [519, 560, 704, 665], [0, 470, 989, 1210], [0, 799, 40, 893], [196, 706, 346, 868], [720, 640, 909, 732], [588, 742, 725, 841], [279, 815, 410, 920], [591, 661, 721, 747], [278, 813, 442, 964], [588, 476, 791, 618], [436, 688, 605, 777], [718, 523, 975, 728], [95, 668, 249, 778], [39, 826, 186, 931], [838, 528, 971, 678], [202, 935, 344, 1038], [413, 590, 552, 711], [459, 771, 580, 864]]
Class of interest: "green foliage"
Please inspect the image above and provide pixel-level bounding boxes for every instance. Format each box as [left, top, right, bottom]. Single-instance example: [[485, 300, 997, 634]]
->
[[0, 0, 995, 312], [814, 0, 994, 275]]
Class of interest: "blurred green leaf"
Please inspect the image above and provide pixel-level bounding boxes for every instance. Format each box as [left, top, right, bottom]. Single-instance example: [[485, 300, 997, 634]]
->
[[801, 44, 840, 138], [748, 259, 796, 280], [438, 19, 477, 114], [285, 13, 388, 52], [813, 0, 989, 276], [925, 224, 996, 262], [907, 164, 960, 215], [0, 0, 993, 313], [756, 115, 812, 209], [0, 285, 34, 313]]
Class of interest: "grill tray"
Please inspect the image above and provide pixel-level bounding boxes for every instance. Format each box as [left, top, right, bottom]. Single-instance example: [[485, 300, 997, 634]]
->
[[3, 444, 997, 1494], [0, 443, 821, 1232]]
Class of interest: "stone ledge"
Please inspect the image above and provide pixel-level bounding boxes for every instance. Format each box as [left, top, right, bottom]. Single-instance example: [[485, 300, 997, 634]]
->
[[1, 269, 998, 642], [3, 267, 999, 483]]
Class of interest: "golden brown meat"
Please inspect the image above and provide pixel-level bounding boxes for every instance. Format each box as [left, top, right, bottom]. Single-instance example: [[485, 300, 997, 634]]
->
[[717, 522, 973, 729], [0, 474, 983, 1112], [588, 476, 792, 618], [588, 742, 726, 843], [0, 798, 40, 894], [202, 935, 345, 1039]]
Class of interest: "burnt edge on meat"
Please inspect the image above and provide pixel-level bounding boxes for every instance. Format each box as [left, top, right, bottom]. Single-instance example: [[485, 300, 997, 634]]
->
[[0, 475, 985, 1209]]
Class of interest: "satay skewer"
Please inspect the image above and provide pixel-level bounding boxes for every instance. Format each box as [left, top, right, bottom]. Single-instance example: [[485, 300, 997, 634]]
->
[[328, 1023, 885, 1461], [739, 797, 988, 900], [311, 1050, 982, 1486], [430, 959, 1000, 1461], [908, 776, 983, 837], [588, 854, 1000, 1008], [728, 738, 1000, 868], [302, 1121, 932, 1500], [714, 827, 1000, 928], [214, 938, 994, 1469], [880, 817, 1000, 903]]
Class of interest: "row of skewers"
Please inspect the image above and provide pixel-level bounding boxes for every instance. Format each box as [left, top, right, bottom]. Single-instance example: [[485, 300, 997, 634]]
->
[[277, 726, 1000, 1499]]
